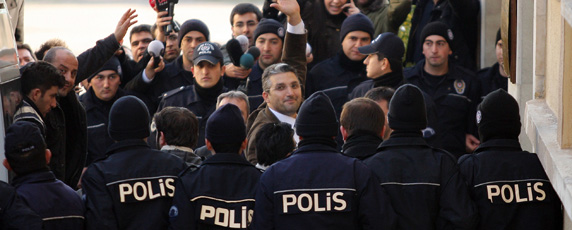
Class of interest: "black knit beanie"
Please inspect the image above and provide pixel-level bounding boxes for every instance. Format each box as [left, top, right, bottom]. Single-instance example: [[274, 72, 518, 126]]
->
[[89, 56, 122, 82], [496, 28, 501, 46], [108, 95, 150, 141], [178, 19, 210, 48], [253, 18, 285, 43], [420, 21, 453, 49], [388, 84, 427, 131], [477, 89, 521, 142], [206, 104, 246, 144], [295, 91, 339, 138], [339, 13, 374, 41]]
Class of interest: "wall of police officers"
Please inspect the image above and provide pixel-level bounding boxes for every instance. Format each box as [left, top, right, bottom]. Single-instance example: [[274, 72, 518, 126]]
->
[[0, 0, 564, 229]]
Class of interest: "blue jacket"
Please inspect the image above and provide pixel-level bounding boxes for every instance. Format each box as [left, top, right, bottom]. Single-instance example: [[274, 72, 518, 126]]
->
[[364, 134, 477, 229], [458, 139, 563, 230], [169, 153, 261, 229], [82, 139, 186, 230], [252, 143, 396, 230], [0, 181, 42, 230], [13, 171, 84, 230]]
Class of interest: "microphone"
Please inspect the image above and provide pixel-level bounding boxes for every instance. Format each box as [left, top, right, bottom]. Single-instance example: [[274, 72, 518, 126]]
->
[[236, 35, 249, 52], [156, 0, 179, 35], [226, 38, 243, 67], [240, 47, 261, 69], [148, 40, 165, 68]]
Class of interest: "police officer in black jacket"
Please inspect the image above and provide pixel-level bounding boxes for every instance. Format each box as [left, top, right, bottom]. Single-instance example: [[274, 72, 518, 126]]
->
[[0, 181, 42, 230], [364, 84, 477, 229], [251, 92, 396, 230], [82, 96, 186, 230], [458, 89, 563, 229], [169, 104, 261, 229], [404, 22, 481, 158], [4, 121, 85, 230]]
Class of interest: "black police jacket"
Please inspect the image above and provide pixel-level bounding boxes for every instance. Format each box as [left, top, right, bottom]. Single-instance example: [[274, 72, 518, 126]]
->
[[252, 142, 397, 230], [12, 171, 85, 230], [153, 83, 227, 148], [45, 90, 88, 189], [478, 62, 508, 100], [404, 60, 481, 158], [458, 139, 563, 230], [0, 181, 42, 230], [80, 87, 127, 165], [169, 153, 261, 229], [364, 134, 478, 229], [82, 139, 186, 230]]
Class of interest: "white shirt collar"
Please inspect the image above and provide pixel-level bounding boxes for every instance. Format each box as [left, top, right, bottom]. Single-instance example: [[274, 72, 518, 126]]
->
[[268, 107, 300, 144]]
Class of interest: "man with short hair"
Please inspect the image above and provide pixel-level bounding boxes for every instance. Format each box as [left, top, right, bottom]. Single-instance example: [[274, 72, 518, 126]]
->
[[154, 11, 181, 63], [82, 96, 186, 230], [155, 42, 227, 148], [14, 61, 65, 136], [126, 19, 210, 112], [306, 13, 373, 97], [404, 21, 481, 158], [364, 84, 477, 229], [364, 86, 394, 140], [4, 121, 85, 230], [17, 43, 36, 67], [251, 92, 396, 229], [169, 104, 261, 229], [349, 32, 405, 99], [223, 3, 262, 84], [340, 97, 385, 160], [80, 57, 127, 166], [245, 63, 302, 164], [458, 89, 563, 229], [154, 106, 202, 166], [129, 24, 154, 63]]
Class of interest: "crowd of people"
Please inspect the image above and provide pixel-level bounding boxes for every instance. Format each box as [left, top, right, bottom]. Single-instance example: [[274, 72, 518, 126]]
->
[[0, 0, 564, 229]]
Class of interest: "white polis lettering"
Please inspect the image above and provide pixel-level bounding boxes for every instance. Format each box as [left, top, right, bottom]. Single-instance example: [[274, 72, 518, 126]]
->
[[199, 205, 253, 228], [118, 178, 175, 203], [282, 192, 348, 213], [486, 182, 547, 204]]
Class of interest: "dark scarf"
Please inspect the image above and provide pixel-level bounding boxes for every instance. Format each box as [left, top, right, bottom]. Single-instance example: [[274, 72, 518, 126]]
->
[[373, 70, 403, 89], [194, 78, 223, 103], [338, 50, 366, 72], [342, 131, 383, 152]]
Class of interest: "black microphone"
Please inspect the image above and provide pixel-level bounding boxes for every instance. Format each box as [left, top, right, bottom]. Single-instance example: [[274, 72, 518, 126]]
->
[[226, 38, 243, 67], [148, 40, 165, 68], [156, 0, 179, 35]]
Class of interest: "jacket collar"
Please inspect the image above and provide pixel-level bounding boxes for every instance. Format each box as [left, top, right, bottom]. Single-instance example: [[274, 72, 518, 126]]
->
[[406, 59, 462, 82], [342, 133, 383, 158], [474, 139, 522, 153], [203, 152, 254, 167], [294, 143, 338, 155], [82, 87, 125, 112], [106, 139, 150, 155], [12, 171, 56, 187], [377, 136, 429, 150]]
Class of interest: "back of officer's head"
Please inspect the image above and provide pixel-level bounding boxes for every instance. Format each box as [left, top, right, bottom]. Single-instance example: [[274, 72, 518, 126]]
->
[[477, 89, 521, 142], [255, 122, 295, 167], [295, 92, 338, 139], [340, 98, 385, 138], [108, 96, 150, 141], [387, 84, 427, 132], [4, 121, 48, 175], [154, 106, 199, 149], [206, 104, 246, 154]]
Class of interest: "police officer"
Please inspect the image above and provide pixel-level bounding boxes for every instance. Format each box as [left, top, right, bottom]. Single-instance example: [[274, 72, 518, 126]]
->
[[169, 104, 261, 229], [251, 92, 396, 229], [364, 84, 477, 229], [403, 21, 481, 158], [0, 181, 42, 230], [458, 89, 563, 229], [153, 42, 228, 149], [4, 121, 84, 230], [82, 96, 186, 230], [478, 29, 509, 99]]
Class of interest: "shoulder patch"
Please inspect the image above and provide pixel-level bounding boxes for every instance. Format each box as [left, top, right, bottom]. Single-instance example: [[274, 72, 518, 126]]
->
[[162, 85, 191, 99]]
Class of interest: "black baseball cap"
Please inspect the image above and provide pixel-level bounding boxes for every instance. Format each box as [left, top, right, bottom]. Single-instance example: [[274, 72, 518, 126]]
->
[[358, 32, 405, 60], [192, 42, 223, 65]]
